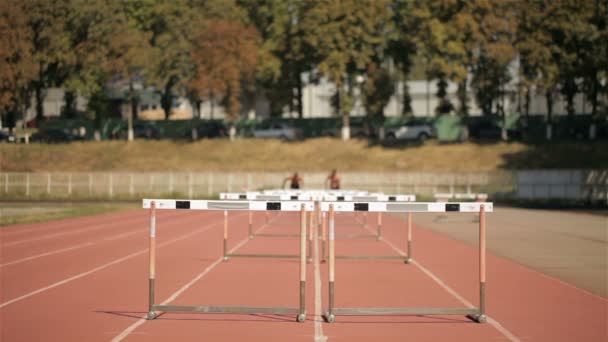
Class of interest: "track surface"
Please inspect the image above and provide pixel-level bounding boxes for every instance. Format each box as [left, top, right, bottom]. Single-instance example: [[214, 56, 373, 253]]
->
[[0, 208, 606, 341]]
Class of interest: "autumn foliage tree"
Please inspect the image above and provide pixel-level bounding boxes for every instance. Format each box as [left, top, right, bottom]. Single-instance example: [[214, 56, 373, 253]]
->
[[0, 0, 36, 130], [189, 20, 260, 138]]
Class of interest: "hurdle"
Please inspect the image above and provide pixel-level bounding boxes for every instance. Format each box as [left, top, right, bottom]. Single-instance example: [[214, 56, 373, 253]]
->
[[322, 201, 492, 323], [222, 191, 416, 242], [434, 193, 488, 202], [143, 199, 311, 322], [219, 193, 313, 261]]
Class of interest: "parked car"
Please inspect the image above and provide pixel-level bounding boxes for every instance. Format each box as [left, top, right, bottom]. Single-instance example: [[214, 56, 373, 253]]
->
[[0, 130, 16, 143], [113, 122, 160, 140], [385, 121, 434, 142], [467, 119, 521, 140], [252, 123, 301, 141], [186, 121, 227, 140], [30, 128, 85, 143]]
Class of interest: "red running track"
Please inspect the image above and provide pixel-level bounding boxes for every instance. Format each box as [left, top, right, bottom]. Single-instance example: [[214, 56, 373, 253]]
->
[[0, 209, 606, 341]]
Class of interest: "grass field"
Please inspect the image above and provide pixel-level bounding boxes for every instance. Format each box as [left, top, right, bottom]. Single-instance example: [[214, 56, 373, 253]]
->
[[0, 202, 137, 226], [1, 138, 607, 172]]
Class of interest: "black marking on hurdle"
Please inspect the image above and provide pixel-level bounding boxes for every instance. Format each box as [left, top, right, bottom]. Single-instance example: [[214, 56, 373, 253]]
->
[[337, 196, 344, 201], [239, 194, 246, 199], [354, 203, 369, 211], [176, 201, 191, 209], [389, 196, 396, 201], [291, 195, 298, 200], [266, 202, 281, 211], [446, 203, 460, 212]]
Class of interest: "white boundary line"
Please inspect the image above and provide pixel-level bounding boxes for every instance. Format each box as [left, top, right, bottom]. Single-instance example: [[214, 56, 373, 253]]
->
[[111, 212, 284, 342], [375, 227, 520, 342], [0, 213, 242, 309]]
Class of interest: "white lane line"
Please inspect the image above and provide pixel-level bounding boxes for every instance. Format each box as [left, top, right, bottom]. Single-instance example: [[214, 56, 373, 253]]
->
[[314, 216, 328, 342], [2, 215, 148, 247], [376, 228, 521, 342], [0, 210, 141, 236], [111, 212, 282, 342], [1, 230, 141, 268], [0, 213, 203, 267], [0, 213, 240, 309], [1, 241, 95, 267]]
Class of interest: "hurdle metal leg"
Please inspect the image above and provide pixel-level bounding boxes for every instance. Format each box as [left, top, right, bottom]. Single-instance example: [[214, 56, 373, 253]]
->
[[147, 201, 157, 320], [248, 211, 253, 239], [323, 204, 336, 323], [298, 204, 307, 322], [307, 211, 313, 264], [377, 212, 382, 240], [223, 210, 229, 261], [321, 211, 327, 263], [405, 213, 412, 264], [467, 205, 487, 323]]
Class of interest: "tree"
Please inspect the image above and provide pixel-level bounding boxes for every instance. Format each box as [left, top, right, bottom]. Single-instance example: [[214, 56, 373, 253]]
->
[[387, 0, 418, 116], [238, 0, 314, 118], [362, 62, 395, 138], [101, 1, 153, 140], [0, 0, 36, 130], [21, 0, 72, 122], [300, 0, 392, 140], [189, 20, 260, 139]]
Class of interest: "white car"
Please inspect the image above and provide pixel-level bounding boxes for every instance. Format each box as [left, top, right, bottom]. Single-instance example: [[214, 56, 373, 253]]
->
[[252, 123, 301, 141], [385, 122, 434, 142]]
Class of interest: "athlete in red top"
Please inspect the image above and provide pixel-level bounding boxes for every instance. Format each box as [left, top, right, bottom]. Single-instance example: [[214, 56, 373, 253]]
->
[[283, 172, 303, 189], [325, 169, 340, 190]]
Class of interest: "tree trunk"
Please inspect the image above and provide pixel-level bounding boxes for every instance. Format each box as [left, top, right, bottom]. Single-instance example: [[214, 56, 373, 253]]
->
[[590, 75, 599, 116], [210, 93, 215, 120], [128, 81, 136, 142], [457, 80, 468, 116], [63, 90, 77, 119], [336, 85, 350, 141], [546, 90, 553, 140], [161, 80, 174, 120], [401, 82, 412, 115], [524, 88, 531, 119], [296, 67, 303, 119], [35, 84, 44, 122]]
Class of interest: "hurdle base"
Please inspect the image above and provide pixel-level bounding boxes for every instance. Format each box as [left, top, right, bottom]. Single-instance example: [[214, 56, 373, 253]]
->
[[226, 253, 299, 259], [331, 307, 479, 317], [335, 234, 378, 239], [152, 304, 302, 317], [466, 313, 487, 323], [323, 312, 335, 323], [296, 312, 307, 322], [336, 255, 406, 260], [146, 311, 157, 320], [404, 257, 412, 264], [253, 233, 300, 238]]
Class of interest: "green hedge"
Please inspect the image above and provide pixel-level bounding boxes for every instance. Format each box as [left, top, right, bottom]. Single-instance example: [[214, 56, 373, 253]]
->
[[38, 113, 604, 141]]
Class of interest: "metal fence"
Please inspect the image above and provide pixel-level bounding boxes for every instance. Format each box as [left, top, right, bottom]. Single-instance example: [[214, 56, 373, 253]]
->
[[0, 171, 511, 199], [0, 170, 605, 202]]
